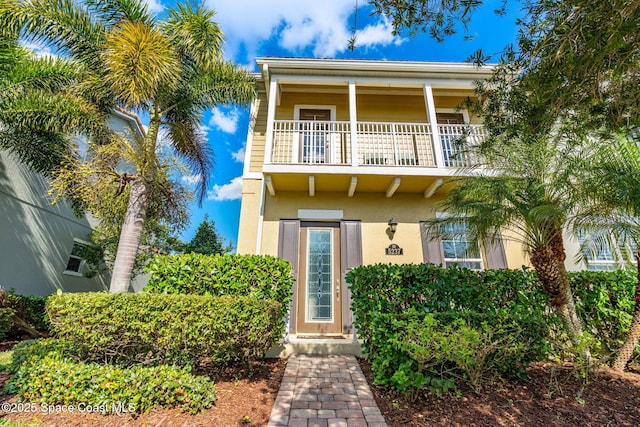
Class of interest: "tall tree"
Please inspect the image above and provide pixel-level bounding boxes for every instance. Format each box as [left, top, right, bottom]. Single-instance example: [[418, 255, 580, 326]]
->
[[577, 135, 640, 371], [1, 0, 255, 292], [182, 214, 232, 255], [423, 133, 594, 352], [369, 0, 640, 131], [0, 31, 109, 174]]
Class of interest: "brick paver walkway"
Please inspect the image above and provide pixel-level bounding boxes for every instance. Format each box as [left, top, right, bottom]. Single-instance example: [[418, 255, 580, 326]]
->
[[268, 354, 388, 427]]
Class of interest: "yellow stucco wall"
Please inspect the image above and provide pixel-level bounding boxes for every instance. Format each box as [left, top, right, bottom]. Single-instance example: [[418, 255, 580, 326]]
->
[[356, 94, 428, 123], [236, 179, 263, 254], [276, 92, 350, 121], [256, 191, 530, 268]]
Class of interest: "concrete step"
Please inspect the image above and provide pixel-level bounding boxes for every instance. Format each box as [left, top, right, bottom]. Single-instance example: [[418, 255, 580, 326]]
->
[[266, 336, 363, 358]]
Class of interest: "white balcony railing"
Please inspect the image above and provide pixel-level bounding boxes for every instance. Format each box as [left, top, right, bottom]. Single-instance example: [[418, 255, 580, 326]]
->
[[269, 120, 487, 168], [439, 124, 487, 168]]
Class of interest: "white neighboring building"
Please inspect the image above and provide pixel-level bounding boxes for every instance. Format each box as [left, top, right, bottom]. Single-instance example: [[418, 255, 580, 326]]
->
[[0, 110, 145, 296]]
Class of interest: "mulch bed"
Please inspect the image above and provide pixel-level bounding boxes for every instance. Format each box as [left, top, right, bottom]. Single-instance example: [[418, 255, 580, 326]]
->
[[359, 358, 640, 426], [0, 341, 286, 427], [2, 334, 639, 427]]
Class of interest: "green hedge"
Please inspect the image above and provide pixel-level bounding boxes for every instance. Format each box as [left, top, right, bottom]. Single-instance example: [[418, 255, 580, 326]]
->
[[46, 293, 283, 366], [0, 308, 14, 339], [7, 339, 215, 414], [570, 270, 637, 360], [347, 264, 549, 346], [346, 264, 639, 394], [365, 310, 548, 396], [144, 253, 294, 319]]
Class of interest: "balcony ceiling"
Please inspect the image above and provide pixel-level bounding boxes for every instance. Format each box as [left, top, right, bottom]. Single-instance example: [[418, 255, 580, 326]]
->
[[265, 173, 451, 197]]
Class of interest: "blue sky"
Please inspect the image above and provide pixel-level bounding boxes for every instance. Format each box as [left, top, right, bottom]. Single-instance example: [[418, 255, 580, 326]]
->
[[146, 1, 522, 248]]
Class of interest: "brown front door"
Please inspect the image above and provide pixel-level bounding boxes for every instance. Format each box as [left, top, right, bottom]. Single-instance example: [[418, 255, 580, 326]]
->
[[299, 109, 331, 164], [296, 222, 342, 334]]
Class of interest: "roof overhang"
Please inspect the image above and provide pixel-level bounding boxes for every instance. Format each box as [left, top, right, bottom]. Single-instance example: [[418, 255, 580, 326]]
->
[[256, 57, 496, 84]]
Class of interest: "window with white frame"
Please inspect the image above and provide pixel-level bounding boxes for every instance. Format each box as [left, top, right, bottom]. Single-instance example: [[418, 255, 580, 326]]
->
[[438, 214, 483, 270], [64, 240, 90, 275], [577, 231, 619, 271]]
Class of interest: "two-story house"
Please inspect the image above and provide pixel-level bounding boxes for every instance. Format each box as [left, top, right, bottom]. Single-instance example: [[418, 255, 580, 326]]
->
[[236, 57, 586, 338]]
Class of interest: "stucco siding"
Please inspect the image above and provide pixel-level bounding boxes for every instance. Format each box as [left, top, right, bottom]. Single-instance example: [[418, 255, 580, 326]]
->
[[236, 178, 263, 254], [356, 94, 428, 123]]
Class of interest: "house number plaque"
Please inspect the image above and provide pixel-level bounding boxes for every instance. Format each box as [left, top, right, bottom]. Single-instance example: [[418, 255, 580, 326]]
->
[[385, 244, 403, 255]]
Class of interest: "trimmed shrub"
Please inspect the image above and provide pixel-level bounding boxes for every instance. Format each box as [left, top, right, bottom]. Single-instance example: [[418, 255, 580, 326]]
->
[[46, 293, 283, 366], [144, 253, 294, 319], [0, 308, 14, 339], [6, 339, 215, 414], [347, 264, 550, 348], [347, 263, 640, 395], [365, 309, 548, 396]]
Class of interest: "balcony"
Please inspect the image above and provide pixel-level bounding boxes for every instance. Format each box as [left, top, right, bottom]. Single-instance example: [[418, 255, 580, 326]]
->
[[268, 120, 487, 169]]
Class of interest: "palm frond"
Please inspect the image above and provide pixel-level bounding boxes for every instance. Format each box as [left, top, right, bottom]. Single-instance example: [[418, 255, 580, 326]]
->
[[103, 20, 180, 108], [187, 61, 255, 110], [4, 0, 106, 70], [162, 113, 212, 204], [0, 127, 71, 173], [84, 0, 154, 26], [0, 90, 109, 138], [163, 1, 223, 70]]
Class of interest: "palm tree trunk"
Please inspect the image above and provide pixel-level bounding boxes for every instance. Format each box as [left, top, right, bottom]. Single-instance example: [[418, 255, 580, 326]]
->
[[531, 244, 592, 362], [611, 248, 640, 372], [109, 179, 149, 293]]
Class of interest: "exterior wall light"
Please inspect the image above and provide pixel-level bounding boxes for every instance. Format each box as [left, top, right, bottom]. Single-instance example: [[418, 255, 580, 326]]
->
[[388, 218, 398, 234]]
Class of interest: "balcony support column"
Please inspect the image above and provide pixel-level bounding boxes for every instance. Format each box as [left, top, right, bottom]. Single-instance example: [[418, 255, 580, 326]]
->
[[424, 84, 444, 168], [349, 80, 358, 167], [263, 77, 279, 166]]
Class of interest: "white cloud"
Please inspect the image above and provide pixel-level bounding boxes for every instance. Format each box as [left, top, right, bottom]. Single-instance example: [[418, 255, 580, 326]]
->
[[209, 107, 240, 134], [181, 174, 202, 185], [208, 1, 401, 60], [207, 176, 242, 201], [354, 18, 403, 50], [231, 147, 245, 163], [21, 41, 57, 59], [143, 0, 164, 14]]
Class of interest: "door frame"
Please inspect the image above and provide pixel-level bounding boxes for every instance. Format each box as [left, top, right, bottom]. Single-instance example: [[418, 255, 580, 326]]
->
[[293, 105, 337, 164], [296, 221, 342, 335]]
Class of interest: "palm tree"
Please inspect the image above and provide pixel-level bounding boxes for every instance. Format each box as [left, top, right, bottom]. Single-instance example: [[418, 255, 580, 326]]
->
[[424, 135, 593, 352], [1, 0, 255, 292], [577, 134, 640, 371], [0, 32, 110, 174]]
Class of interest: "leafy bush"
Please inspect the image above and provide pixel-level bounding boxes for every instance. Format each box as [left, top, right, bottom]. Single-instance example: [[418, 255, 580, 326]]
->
[[570, 270, 638, 362], [0, 308, 13, 339], [401, 312, 546, 392], [144, 253, 294, 318], [6, 339, 215, 414], [46, 293, 283, 366], [346, 263, 640, 395], [365, 309, 548, 397], [347, 264, 550, 348]]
